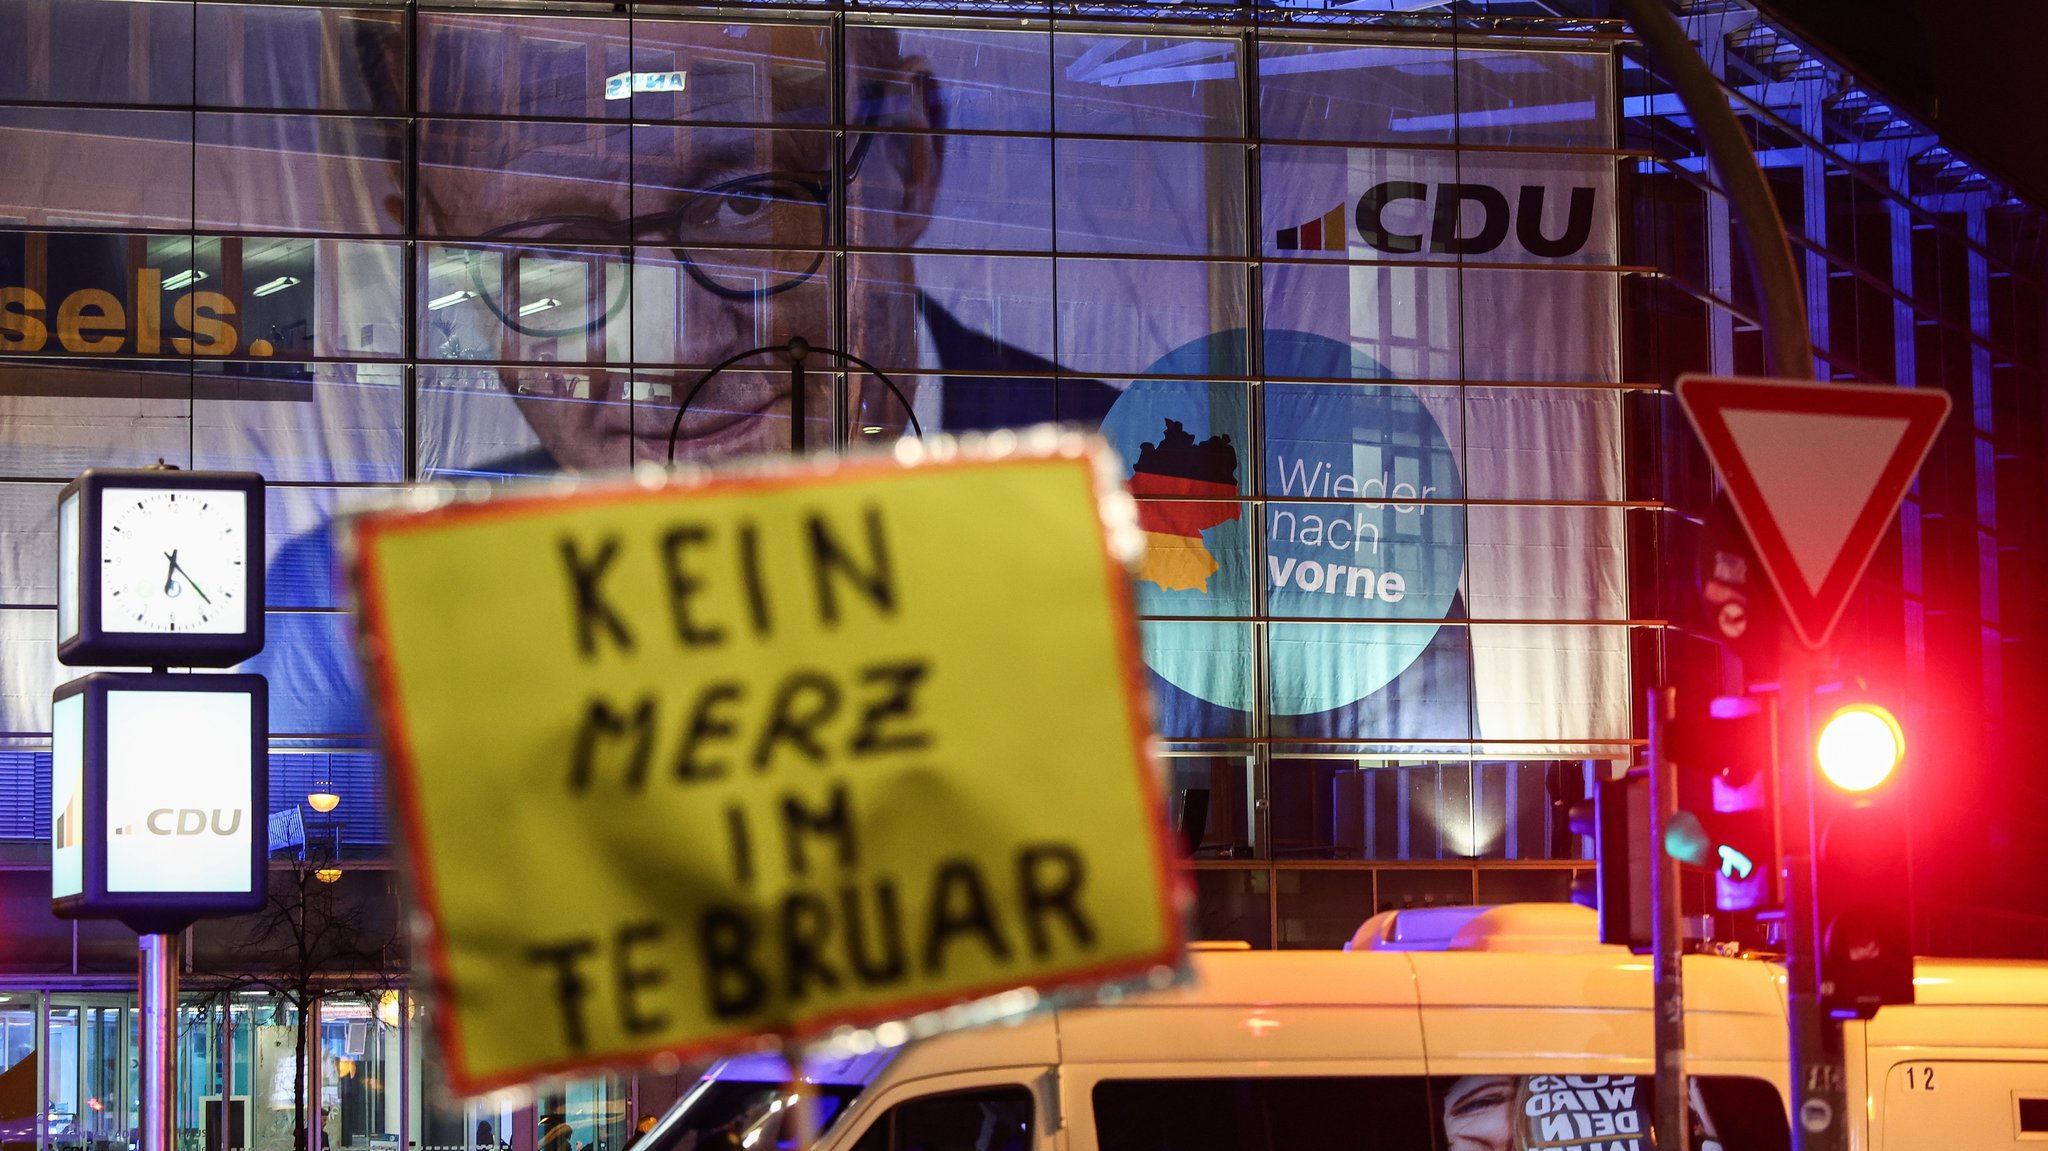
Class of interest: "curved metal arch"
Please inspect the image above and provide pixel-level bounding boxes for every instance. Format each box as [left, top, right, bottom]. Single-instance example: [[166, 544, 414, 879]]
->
[[664, 338, 925, 465]]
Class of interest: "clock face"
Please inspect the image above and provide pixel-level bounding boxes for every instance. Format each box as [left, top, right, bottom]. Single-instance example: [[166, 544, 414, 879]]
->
[[98, 487, 250, 635]]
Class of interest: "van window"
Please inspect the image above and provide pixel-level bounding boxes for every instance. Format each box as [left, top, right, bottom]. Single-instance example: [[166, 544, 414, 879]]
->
[[1092, 1075, 1788, 1151], [849, 1086, 1034, 1151], [639, 1080, 862, 1151], [2021, 1096, 2048, 1134], [1093, 1077, 1433, 1151]]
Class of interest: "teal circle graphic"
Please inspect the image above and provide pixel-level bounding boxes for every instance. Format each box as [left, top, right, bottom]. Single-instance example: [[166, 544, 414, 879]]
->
[[1101, 329, 1465, 716]]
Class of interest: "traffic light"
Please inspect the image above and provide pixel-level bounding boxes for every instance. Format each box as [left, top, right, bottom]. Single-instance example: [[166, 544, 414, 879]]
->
[[1810, 694, 1914, 1018], [1569, 769, 1650, 950], [1816, 703, 1902, 792], [1670, 694, 1781, 913]]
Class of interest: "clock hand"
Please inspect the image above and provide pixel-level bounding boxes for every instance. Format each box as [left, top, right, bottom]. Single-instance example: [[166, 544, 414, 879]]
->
[[163, 550, 179, 596], [167, 554, 214, 605]]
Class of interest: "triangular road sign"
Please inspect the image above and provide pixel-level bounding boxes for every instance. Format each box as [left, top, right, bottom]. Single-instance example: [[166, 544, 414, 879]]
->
[[1675, 375, 1950, 650]]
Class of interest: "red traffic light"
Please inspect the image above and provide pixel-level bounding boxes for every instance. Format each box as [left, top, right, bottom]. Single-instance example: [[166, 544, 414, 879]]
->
[[1815, 703, 1903, 792]]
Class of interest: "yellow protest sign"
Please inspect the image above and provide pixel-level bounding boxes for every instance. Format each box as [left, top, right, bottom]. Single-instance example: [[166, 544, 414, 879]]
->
[[346, 439, 1181, 1093]]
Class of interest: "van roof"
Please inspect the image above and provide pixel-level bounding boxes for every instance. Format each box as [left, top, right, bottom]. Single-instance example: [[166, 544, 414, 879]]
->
[[1909, 957, 2048, 1006], [1059, 944, 1784, 1016], [1349, 903, 1626, 953]]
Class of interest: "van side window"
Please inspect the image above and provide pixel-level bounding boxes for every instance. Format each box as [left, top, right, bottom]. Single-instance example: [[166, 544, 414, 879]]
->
[[1093, 1077, 1434, 1151], [1690, 1076, 1793, 1150], [1095, 1075, 1787, 1151], [849, 1086, 1034, 1151]]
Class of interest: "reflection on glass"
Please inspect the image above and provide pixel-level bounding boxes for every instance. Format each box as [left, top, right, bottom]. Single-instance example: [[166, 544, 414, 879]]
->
[[641, 1075, 860, 1151], [884, 27, 1050, 134], [1464, 505, 1625, 621], [0, 109, 195, 226], [1258, 42, 1459, 145], [196, 115, 406, 235], [868, 254, 1055, 371], [1055, 139, 1247, 257], [1054, 34, 1242, 137], [0, 1, 194, 105], [1166, 756, 1252, 857], [198, 7, 405, 113], [1469, 624, 1629, 747], [1056, 259, 1249, 379], [0, 231, 393, 367], [1141, 620, 1253, 741], [1267, 622, 1474, 744], [854, 134, 1053, 252]]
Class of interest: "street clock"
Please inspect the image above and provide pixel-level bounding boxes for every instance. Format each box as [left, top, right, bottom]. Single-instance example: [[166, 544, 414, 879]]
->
[[58, 467, 265, 667]]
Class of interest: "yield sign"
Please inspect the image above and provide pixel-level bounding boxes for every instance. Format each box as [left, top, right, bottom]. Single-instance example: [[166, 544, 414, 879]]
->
[[1675, 375, 1950, 650]]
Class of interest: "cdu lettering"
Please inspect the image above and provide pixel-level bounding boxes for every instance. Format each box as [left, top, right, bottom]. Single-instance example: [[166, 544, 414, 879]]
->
[[1354, 181, 1597, 257], [143, 808, 245, 836]]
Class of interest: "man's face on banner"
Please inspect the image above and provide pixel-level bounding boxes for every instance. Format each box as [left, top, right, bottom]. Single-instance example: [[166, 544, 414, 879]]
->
[[416, 21, 938, 470]]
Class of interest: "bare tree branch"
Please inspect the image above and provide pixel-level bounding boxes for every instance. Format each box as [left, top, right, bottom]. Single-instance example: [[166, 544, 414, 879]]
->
[[189, 864, 407, 1151]]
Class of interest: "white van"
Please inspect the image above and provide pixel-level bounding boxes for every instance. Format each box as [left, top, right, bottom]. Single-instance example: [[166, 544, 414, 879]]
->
[[1855, 958, 2048, 1150], [638, 904, 2048, 1151]]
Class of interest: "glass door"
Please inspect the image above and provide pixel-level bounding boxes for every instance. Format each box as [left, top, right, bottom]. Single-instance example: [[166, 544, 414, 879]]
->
[[321, 996, 400, 1151], [541, 1074, 630, 1151], [0, 991, 38, 1151], [190, 1000, 258, 1151], [47, 994, 136, 1151]]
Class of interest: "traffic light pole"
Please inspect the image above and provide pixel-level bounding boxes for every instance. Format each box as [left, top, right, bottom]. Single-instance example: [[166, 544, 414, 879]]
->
[[1612, 2, 1835, 1146], [1778, 652, 1849, 1151], [1647, 688, 1689, 1151]]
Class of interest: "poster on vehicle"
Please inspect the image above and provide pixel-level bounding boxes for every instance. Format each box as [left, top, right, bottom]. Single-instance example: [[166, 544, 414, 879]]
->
[[343, 432, 1181, 1092]]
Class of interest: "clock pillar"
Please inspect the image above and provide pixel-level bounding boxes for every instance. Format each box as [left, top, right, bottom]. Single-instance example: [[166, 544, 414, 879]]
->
[[139, 931, 180, 1151], [53, 466, 271, 1151]]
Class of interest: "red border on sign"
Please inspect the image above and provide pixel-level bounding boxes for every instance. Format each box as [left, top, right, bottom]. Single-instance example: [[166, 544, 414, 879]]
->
[[346, 446, 1186, 1095], [1674, 375, 1950, 650]]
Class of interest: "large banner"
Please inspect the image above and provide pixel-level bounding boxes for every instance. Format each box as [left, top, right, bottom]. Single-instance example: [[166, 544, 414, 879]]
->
[[0, 13, 1625, 759]]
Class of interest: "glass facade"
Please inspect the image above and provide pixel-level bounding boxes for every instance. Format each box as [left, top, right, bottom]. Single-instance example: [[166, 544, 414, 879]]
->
[[0, 0, 1647, 947], [1621, 1, 2048, 950], [0, 0, 2044, 1137], [0, 981, 646, 1151]]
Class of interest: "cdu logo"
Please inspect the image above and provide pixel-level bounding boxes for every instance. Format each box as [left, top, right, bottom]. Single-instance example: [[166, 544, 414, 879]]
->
[[113, 808, 246, 837], [1356, 181, 1598, 257], [1274, 180, 1600, 259]]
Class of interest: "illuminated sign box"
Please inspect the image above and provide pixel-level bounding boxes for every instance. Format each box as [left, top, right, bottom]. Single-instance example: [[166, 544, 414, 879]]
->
[[603, 70, 686, 100], [52, 672, 269, 931]]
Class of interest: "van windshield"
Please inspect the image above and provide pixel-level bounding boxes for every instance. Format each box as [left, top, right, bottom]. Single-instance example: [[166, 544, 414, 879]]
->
[[640, 1080, 864, 1151]]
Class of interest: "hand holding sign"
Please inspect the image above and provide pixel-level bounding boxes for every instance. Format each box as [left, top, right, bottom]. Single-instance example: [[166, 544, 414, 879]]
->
[[345, 433, 1181, 1092]]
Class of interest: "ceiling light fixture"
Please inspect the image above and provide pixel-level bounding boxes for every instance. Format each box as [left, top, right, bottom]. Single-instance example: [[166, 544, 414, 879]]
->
[[252, 275, 301, 297]]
